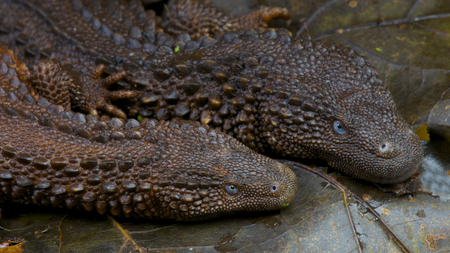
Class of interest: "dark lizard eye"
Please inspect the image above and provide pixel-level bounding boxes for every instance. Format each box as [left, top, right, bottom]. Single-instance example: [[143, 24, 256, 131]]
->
[[225, 184, 239, 195], [332, 120, 346, 135]]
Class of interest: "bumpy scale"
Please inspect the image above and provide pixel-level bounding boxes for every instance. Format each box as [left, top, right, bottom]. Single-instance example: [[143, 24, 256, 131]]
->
[[160, 0, 291, 39], [31, 60, 138, 118], [0, 0, 423, 183], [133, 30, 423, 184], [0, 46, 298, 221]]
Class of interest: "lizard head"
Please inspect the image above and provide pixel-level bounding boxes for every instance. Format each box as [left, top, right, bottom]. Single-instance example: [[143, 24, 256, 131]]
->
[[152, 120, 298, 221], [128, 28, 422, 185], [320, 84, 424, 184], [257, 36, 423, 184]]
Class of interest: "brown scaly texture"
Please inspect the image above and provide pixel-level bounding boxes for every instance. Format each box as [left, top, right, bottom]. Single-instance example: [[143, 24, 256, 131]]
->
[[0, 0, 423, 183], [160, 0, 291, 39], [0, 46, 297, 221], [31, 60, 138, 118], [130, 30, 423, 184]]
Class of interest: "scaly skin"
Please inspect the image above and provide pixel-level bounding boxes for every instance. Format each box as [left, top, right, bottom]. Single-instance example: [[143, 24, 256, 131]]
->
[[0, 47, 297, 221], [160, 0, 291, 39], [0, 0, 423, 183]]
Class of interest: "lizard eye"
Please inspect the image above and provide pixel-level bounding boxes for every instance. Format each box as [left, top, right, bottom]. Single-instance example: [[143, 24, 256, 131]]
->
[[224, 184, 239, 195], [332, 120, 346, 135]]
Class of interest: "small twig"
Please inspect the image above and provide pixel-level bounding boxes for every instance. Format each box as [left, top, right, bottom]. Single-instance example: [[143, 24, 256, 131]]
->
[[350, 191, 412, 253], [108, 215, 144, 253], [302, 22, 310, 36], [279, 160, 412, 253], [164, 4, 171, 17], [58, 213, 68, 253], [279, 213, 301, 253], [340, 186, 362, 253], [0, 224, 12, 231]]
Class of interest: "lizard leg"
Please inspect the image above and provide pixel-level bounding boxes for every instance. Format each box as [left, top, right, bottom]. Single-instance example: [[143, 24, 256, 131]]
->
[[30, 60, 138, 119], [160, 0, 291, 39]]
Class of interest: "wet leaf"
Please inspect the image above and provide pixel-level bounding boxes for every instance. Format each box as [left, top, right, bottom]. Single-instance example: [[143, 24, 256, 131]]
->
[[1, 0, 450, 252], [415, 124, 430, 141], [0, 241, 25, 253]]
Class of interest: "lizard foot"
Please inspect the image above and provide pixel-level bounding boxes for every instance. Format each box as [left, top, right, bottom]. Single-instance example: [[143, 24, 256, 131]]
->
[[0, 45, 30, 82], [31, 60, 138, 118], [161, 0, 291, 39]]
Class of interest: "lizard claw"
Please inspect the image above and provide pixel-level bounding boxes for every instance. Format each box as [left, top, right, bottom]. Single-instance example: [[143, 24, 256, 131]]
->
[[98, 103, 127, 119]]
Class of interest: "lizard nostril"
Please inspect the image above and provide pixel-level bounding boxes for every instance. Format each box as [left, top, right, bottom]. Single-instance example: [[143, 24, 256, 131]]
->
[[379, 142, 390, 152], [271, 185, 278, 192]]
